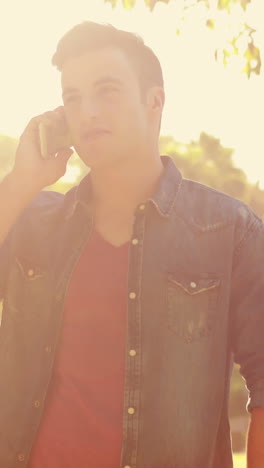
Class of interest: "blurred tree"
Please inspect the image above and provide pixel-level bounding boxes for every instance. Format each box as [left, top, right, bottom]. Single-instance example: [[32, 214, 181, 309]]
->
[[104, 0, 261, 78], [159, 132, 264, 217], [230, 364, 248, 420], [229, 363, 248, 452], [47, 151, 89, 193]]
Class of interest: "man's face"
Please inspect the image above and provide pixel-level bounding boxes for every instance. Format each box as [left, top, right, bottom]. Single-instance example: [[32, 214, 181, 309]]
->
[[61, 46, 162, 170]]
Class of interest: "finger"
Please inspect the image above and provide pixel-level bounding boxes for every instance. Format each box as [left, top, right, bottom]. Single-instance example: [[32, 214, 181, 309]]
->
[[56, 147, 74, 161], [22, 108, 65, 136], [20, 111, 65, 152], [53, 105, 65, 115]]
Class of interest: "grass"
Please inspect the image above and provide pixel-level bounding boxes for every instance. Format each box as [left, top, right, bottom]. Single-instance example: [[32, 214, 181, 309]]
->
[[233, 452, 246, 467]]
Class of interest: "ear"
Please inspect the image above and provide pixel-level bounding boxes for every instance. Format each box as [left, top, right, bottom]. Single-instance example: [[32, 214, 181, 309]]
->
[[147, 86, 165, 108], [146, 86, 165, 120]]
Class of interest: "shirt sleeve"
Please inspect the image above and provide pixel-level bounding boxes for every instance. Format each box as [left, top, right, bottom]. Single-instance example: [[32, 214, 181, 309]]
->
[[0, 232, 12, 301], [230, 204, 264, 413]]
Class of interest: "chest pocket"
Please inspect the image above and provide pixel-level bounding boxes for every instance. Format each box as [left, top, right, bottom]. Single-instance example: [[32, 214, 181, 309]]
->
[[5, 255, 49, 322], [167, 273, 220, 344]]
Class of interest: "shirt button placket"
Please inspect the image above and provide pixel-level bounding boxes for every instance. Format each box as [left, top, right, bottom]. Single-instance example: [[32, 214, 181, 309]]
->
[[127, 287, 137, 463], [124, 205, 145, 468]]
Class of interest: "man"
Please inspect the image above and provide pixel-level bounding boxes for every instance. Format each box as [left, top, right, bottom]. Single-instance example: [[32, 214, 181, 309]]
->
[[0, 21, 263, 468]]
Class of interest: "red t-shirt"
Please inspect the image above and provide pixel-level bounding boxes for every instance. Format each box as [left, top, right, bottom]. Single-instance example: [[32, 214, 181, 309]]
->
[[28, 230, 129, 468]]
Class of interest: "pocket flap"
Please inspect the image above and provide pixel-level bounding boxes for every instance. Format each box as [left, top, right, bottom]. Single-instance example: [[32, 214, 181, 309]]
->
[[168, 274, 220, 296], [14, 256, 45, 281]]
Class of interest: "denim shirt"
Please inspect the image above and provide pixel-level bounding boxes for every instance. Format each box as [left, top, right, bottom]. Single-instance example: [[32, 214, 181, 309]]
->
[[0, 155, 264, 468]]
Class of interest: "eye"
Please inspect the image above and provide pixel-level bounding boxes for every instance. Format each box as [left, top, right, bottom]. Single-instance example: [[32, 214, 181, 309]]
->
[[64, 95, 80, 104], [99, 85, 119, 95]]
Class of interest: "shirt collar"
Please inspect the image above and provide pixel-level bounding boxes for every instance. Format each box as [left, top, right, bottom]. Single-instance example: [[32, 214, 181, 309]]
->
[[149, 155, 182, 217], [64, 155, 182, 220]]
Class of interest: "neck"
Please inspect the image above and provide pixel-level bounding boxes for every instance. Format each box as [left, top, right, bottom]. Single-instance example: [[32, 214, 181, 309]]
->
[[90, 152, 164, 217]]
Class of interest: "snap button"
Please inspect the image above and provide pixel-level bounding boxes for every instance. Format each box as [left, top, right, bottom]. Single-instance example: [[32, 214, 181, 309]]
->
[[18, 453, 25, 462], [128, 407, 135, 415], [139, 204, 145, 210], [131, 238, 139, 245], [129, 349, 136, 357], [27, 269, 34, 277], [129, 292, 136, 299], [34, 400, 40, 408], [190, 282, 197, 288]]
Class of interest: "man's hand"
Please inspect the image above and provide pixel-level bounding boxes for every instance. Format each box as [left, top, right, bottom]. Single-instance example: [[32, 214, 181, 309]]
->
[[14, 107, 73, 191]]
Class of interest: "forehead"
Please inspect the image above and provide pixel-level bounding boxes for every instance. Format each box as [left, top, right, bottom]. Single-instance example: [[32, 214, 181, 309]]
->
[[61, 46, 138, 90]]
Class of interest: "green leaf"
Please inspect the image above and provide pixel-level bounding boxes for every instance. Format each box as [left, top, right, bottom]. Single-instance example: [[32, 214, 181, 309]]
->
[[241, 0, 251, 10], [122, 0, 136, 9], [243, 41, 261, 77], [144, 0, 169, 12], [218, 0, 251, 11], [218, 0, 231, 11], [206, 19, 215, 30]]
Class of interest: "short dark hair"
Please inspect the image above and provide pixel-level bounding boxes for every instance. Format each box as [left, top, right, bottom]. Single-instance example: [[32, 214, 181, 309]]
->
[[52, 21, 164, 99]]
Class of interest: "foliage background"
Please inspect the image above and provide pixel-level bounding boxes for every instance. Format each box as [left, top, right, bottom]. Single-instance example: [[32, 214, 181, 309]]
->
[[105, 0, 262, 79]]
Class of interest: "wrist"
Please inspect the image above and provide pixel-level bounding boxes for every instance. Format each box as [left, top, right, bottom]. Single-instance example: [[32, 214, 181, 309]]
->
[[6, 169, 43, 195]]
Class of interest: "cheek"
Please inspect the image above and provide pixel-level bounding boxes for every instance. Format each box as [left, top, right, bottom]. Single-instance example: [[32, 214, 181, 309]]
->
[[64, 113, 80, 138], [64, 108, 74, 124], [125, 109, 147, 135]]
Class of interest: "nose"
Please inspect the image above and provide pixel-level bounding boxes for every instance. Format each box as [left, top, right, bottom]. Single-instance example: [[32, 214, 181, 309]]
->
[[79, 96, 100, 119]]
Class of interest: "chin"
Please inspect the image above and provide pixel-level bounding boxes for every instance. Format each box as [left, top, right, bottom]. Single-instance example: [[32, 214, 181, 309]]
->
[[79, 154, 112, 171], [77, 145, 125, 170]]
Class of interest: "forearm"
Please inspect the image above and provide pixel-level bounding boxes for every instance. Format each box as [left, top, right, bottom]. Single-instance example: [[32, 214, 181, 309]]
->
[[247, 408, 264, 468], [0, 171, 41, 246]]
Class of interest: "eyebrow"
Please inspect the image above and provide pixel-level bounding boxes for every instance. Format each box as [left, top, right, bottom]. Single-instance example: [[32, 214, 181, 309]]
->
[[62, 76, 124, 98]]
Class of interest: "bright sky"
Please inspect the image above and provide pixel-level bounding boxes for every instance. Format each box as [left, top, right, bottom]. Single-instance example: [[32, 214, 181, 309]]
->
[[1, 0, 264, 184]]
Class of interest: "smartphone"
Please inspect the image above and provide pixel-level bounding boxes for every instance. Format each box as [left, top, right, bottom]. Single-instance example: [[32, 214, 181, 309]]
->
[[38, 116, 73, 159]]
